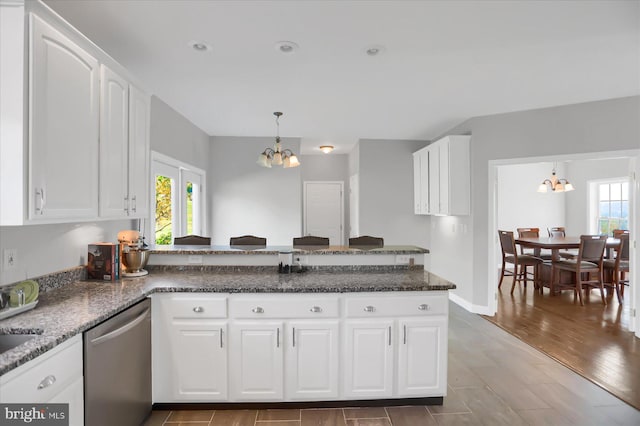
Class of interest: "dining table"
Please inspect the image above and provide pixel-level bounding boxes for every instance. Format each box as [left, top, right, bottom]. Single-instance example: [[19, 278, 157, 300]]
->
[[515, 236, 620, 262]]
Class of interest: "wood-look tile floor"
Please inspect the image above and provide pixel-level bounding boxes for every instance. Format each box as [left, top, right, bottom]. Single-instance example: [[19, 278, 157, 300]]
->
[[144, 301, 640, 426], [485, 279, 640, 410]]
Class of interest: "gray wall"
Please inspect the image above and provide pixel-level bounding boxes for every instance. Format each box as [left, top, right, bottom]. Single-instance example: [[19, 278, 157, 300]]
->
[[150, 96, 210, 172], [441, 95, 640, 308], [300, 154, 350, 244], [358, 139, 430, 247], [209, 136, 302, 246]]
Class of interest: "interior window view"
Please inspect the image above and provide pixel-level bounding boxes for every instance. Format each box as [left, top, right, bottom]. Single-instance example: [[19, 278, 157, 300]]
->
[[0, 1, 638, 426]]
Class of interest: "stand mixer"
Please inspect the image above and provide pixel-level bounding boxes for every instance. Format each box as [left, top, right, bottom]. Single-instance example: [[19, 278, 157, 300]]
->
[[117, 230, 149, 277]]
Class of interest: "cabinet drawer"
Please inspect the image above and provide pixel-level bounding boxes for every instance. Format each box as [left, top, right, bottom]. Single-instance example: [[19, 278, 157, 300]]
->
[[229, 297, 339, 318], [1, 335, 82, 403], [163, 294, 227, 319], [345, 293, 447, 318]]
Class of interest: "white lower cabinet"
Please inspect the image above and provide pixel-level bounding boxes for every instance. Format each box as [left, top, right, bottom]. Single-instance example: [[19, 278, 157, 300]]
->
[[229, 321, 284, 400], [152, 291, 448, 403], [0, 335, 84, 426], [396, 318, 448, 397], [286, 321, 339, 400]]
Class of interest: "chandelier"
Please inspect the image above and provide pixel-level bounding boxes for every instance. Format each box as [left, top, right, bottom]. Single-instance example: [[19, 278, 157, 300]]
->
[[256, 112, 300, 168], [537, 165, 574, 193]]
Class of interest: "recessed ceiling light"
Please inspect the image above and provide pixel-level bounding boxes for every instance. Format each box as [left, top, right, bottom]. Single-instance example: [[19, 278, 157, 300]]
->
[[188, 40, 211, 52], [319, 145, 334, 154], [365, 45, 386, 56], [275, 41, 299, 54]]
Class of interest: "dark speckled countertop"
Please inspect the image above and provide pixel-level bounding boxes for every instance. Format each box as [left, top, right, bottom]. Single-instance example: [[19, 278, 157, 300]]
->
[[0, 269, 453, 376], [150, 244, 429, 255]]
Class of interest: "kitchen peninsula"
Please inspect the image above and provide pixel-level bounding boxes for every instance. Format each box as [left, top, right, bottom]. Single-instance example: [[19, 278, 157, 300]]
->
[[0, 244, 454, 422]]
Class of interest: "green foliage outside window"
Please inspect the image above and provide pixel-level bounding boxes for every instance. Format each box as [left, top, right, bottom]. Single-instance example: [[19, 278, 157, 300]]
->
[[155, 176, 172, 245]]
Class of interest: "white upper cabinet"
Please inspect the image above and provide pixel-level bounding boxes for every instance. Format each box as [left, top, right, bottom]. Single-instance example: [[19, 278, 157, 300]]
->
[[413, 135, 470, 216], [128, 85, 150, 218], [0, 2, 150, 225], [99, 65, 129, 218], [29, 14, 100, 221]]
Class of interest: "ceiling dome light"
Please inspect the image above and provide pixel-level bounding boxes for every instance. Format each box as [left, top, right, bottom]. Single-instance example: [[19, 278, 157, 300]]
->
[[275, 41, 299, 54], [188, 40, 211, 52], [365, 45, 386, 56], [319, 145, 334, 154]]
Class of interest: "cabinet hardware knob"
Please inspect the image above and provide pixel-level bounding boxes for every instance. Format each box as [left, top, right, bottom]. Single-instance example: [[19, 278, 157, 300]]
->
[[364, 305, 376, 313], [37, 375, 56, 390], [252, 307, 264, 314], [418, 304, 430, 311], [310, 306, 323, 313], [193, 306, 204, 313]]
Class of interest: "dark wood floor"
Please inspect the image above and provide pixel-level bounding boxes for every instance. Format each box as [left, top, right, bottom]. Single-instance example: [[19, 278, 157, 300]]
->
[[145, 302, 640, 425], [485, 278, 640, 410]]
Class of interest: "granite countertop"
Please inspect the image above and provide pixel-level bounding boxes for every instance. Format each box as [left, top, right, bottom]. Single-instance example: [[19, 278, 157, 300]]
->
[[0, 268, 453, 376], [150, 244, 429, 255]]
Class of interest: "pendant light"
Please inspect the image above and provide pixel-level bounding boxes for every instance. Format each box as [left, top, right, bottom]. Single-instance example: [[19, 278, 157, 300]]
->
[[537, 164, 574, 193], [256, 112, 300, 168]]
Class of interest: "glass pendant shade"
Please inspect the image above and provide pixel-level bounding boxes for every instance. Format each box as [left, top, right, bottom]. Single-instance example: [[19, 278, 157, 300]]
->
[[257, 112, 300, 169]]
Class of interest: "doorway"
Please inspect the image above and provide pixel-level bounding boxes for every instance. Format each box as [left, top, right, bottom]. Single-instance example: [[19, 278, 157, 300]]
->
[[303, 181, 344, 245]]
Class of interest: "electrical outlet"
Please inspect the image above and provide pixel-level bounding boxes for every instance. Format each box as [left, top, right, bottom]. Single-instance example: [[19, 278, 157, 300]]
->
[[3, 249, 17, 270], [188, 255, 203, 264], [396, 255, 411, 265]]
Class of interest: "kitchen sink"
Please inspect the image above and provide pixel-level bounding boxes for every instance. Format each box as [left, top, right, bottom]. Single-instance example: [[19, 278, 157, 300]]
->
[[0, 334, 38, 354]]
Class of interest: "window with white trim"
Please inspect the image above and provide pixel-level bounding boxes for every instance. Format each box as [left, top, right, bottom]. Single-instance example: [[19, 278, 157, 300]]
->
[[592, 179, 629, 236], [151, 152, 206, 246]]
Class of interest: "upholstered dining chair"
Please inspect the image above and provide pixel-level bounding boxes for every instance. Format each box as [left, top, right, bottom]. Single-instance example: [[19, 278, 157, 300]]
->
[[229, 235, 267, 245], [498, 230, 544, 295], [173, 235, 211, 245], [547, 226, 576, 259], [612, 229, 630, 238], [550, 235, 607, 306], [293, 236, 330, 246], [516, 227, 551, 261], [348, 235, 384, 247], [604, 233, 630, 304]]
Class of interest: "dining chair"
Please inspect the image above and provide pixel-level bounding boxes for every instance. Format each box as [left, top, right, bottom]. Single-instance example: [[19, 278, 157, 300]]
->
[[498, 230, 543, 295], [547, 226, 576, 259], [348, 235, 384, 247], [550, 235, 607, 306], [612, 229, 630, 238], [173, 235, 211, 245], [603, 233, 630, 304], [229, 235, 267, 245], [293, 236, 330, 246], [516, 227, 552, 261]]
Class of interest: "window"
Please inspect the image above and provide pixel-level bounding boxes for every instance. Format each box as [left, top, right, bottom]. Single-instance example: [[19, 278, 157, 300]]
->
[[151, 152, 206, 246], [594, 180, 629, 235]]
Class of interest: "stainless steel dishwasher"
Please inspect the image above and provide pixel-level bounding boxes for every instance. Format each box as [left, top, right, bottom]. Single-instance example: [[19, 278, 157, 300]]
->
[[84, 298, 151, 426]]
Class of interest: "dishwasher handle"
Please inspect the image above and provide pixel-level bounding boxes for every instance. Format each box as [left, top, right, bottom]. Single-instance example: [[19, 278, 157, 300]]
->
[[90, 308, 150, 345]]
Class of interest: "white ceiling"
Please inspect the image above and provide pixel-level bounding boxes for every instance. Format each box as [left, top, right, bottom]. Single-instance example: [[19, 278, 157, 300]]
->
[[44, 0, 640, 154]]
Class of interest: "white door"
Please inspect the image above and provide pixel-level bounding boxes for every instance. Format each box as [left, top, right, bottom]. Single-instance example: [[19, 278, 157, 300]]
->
[[29, 15, 99, 220], [396, 318, 447, 397], [99, 64, 129, 218], [229, 321, 283, 401], [181, 169, 204, 236], [413, 152, 422, 214], [349, 175, 359, 238], [304, 181, 344, 245], [286, 321, 339, 400], [128, 85, 150, 218], [428, 144, 440, 215], [343, 320, 393, 398], [152, 160, 179, 246], [168, 321, 227, 401], [439, 141, 450, 215]]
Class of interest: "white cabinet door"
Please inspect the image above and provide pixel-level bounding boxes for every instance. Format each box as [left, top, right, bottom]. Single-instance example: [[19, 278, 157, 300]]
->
[[229, 321, 283, 401], [49, 376, 84, 426], [438, 141, 450, 215], [427, 144, 440, 215], [99, 64, 129, 218], [343, 320, 393, 398], [413, 152, 422, 214], [166, 321, 227, 401], [29, 14, 99, 221], [128, 85, 150, 218], [397, 318, 448, 397], [286, 321, 339, 400]]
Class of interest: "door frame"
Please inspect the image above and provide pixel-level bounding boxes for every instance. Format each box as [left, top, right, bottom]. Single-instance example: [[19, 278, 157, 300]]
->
[[303, 181, 344, 246]]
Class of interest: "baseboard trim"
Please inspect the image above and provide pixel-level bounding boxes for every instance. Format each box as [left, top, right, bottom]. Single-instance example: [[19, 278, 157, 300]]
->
[[153, 397, 444, 410], [448, 292, 495, 316]]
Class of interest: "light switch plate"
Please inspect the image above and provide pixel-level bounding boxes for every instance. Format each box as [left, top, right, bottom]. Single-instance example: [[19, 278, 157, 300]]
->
[[3, 249, 17, 270]]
